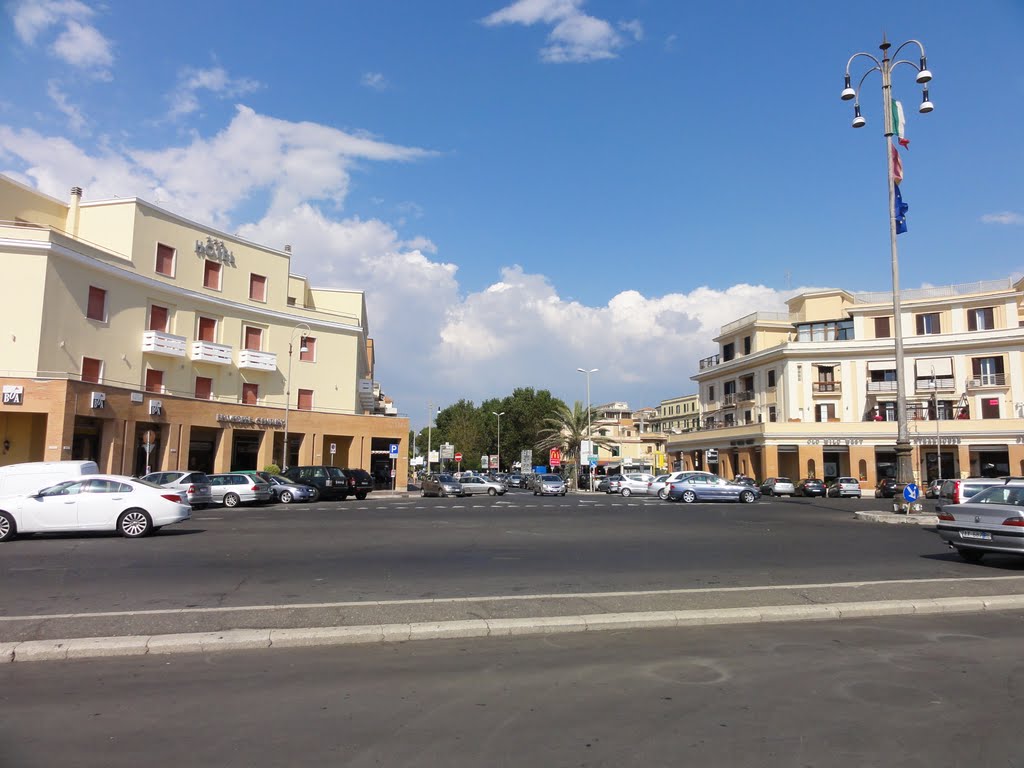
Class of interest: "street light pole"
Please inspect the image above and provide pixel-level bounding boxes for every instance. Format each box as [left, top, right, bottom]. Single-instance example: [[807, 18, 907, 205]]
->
[[932, 365, 942, 482], [577, 367, 598, 490], [426, 403, 439, 476], [492, 411, 504, 472], [841, 36, 933, 493], [282, 323, 311, 470]]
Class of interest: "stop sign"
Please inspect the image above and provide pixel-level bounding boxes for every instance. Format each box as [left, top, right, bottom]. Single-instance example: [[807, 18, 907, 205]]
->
[[455, 452, 463, 462]]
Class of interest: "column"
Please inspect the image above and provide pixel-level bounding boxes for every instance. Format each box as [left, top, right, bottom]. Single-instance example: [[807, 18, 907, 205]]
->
[[214, 426, 233, 473], [176, 423, 193, 471], [798, 444, 824, 480], [257, 429, 275, 472], [98, 418, 121, 473], [957, 444, 971, 479]]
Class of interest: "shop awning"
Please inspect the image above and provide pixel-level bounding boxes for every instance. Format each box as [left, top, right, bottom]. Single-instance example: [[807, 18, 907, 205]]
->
[[915, 357, 953, 377], [867, 360, 897, 371]]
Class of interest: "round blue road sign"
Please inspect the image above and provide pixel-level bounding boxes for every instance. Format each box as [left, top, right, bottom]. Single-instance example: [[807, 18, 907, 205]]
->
[[902, 483, 920, 503]]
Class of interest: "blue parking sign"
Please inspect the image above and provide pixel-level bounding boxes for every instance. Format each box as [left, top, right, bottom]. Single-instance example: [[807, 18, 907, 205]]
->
[[902, 483, 919, 503], [389, 443, 399, 458]]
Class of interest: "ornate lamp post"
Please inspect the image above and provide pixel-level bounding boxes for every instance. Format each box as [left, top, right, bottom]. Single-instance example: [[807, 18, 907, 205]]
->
[[282, 323, 311, 470], [841, 36, 933, 493]]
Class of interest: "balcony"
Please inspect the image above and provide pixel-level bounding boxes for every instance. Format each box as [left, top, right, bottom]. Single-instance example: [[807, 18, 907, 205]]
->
[[141, 330, 186, 358], [866, 381, 898, 393], [737, 389, 755, 403], [237, 349, 277, 371], [191, 340, 233, 365], [916, 377, 955, 392], [722, 393, 737, 407], [358, 379, 377, 410], [699, 354, 720, 370], [967, 373, 1007, 389], [812, 381, 842, 394]]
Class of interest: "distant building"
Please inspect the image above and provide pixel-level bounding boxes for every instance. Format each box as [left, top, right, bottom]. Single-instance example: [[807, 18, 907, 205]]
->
[[591, 402, 667, 473], [651, 394, 700, 434]]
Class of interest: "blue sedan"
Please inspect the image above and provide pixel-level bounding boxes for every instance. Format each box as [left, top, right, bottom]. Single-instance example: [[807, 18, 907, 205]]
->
[[668, 475, 761, 504]]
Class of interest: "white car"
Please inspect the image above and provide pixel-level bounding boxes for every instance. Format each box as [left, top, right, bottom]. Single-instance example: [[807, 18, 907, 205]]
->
[[0, 475, 191, 541], [458, 476, 507, 496]]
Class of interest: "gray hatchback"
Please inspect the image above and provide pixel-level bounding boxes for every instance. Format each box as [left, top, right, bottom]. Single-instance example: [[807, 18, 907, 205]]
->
[[141, 471, 215, 509], [207, 473, 272, 507]]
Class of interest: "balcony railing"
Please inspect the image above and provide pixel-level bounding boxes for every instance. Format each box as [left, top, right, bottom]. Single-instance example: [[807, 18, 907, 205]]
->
[[812, 381, 841, 394], [967, 373, 1007, 388], [722, 393, 737, 407], [191, 340, 233, 365], [699, 354, 720, 370], [866, 381, 899, 393], [915, 377, 955, 392], [238, 349, 278, 371], [737, 389, 755, 402], [141, 330, 187, 358]]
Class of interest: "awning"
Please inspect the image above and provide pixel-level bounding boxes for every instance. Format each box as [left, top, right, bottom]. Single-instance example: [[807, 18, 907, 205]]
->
[[915, 357, 953, 377], [867, 360, 897, 371]]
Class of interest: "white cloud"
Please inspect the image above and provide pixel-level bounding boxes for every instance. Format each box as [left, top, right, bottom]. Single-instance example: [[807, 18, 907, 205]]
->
[[11, 0, 92, 43], [981, 211, 1024, 226], [46, 80, 86, 132], [10, 0, 114, 76], [361, 72, 390, 91], [168, 66, 262, 119], [483, 0, 639, 63]]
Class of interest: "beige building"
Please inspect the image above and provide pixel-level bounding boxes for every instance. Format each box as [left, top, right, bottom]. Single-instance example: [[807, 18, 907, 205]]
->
[[0, 175, 408, 481], [652, 394, 700, 434], [592, 402, 667, 473], [667, 279, 1024, 488]]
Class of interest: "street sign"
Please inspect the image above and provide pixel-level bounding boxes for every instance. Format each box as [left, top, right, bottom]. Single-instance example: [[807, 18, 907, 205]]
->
[[589, 456, 597, 469], [440, 443, 455, 460], [480, 454, 489, 470], [521, 449, 533, 469], [903, 483, 920, 503], [706, 448, 719, 462], [549, 448, 561, 467], [389, 443, 399, 459], [455, 452, 463, 462], [329, 442, 336, 455]]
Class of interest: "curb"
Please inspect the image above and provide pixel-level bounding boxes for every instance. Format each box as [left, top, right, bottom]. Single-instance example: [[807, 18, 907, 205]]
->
[[7, 594, 1024, 663], [854, 510, 938, 525]]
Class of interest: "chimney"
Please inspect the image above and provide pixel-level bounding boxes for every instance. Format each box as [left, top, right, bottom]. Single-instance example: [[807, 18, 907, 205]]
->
[[284, 244, 292, 253], [67, 186, 83, 237]]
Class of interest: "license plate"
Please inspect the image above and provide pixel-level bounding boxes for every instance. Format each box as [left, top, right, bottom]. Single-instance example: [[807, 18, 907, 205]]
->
[[959, 530, 992, 541]]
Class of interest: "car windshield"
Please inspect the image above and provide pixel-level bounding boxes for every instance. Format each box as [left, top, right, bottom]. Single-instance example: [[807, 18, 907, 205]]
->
[[969, 486, 1024, 506], [541, 476, 561, 482], [437, 475, 456, 482], [326, 468, 346, 479]]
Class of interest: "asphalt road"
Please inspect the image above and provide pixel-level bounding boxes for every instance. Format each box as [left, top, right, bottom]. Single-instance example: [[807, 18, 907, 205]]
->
[[3, 491, 1017, 619], [3, 610, 1023, 768]]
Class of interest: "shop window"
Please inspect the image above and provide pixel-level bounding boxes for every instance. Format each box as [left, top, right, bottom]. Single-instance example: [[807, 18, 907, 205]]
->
[[249, 273, 267, 302], [145, 369, 164, 393], [243, 326, 263, 351], [82, 357, 102, 384], [299, 336, 316, 362], [149, 305, 169, 333], [197, 316, 217, 343], [981, 398, 1000, 419], [87, 286, 107, 321], [297, 389, 314, 411], [242, 383, 259, 405], [967, 307, 994, 331], [915, 312, 941, 335], [195, 376, 213, 400], [155, 243, 176, 277], [203, 260, 222, 290]]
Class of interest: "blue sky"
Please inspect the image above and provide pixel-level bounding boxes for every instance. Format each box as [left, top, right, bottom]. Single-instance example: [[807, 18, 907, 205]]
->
[[2, 0, 1022, 427]]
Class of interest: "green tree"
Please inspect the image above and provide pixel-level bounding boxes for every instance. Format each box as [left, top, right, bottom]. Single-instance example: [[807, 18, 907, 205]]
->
[[535, 400, 611, 487]]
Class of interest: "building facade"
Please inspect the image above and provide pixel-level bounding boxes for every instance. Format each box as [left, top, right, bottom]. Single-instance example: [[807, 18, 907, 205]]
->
[[591, 402, 667, 473], [666, 279, 1024, 487], [652, 394, 700, 434], [0, 176, 408, 481]]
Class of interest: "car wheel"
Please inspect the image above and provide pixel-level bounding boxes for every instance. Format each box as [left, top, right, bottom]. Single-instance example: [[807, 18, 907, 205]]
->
[[621, 488, 631, 497], [280, 490, 294, 504], [356, 492, 368, 500], [118, 508, 152, 538], [488, 488, 497, 496], [680, 490, 697, 504], [0, 511, 16, 542], [956, 548, 984, 563], [223, 493, 240, 508], [740, 490, 756, 504]]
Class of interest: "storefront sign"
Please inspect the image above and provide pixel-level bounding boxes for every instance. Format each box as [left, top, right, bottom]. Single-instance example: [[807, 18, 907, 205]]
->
[[216, 414, 285, 428], [195, 236, 236, 266], [806, 438, 864, 446], [915, 436, 961, 445], [2, 385, 23, 405]]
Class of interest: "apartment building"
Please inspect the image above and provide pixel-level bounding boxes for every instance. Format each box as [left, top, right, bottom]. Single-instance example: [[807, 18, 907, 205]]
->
[[591, 402, 667, 473], [0, 175, 408, 480], [652, 394, 700, 434], [665, 279, 1024, 487]]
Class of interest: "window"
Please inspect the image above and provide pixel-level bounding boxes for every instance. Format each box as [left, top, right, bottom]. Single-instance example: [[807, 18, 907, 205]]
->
[[195, 376, 213, 400], [242, 383, 259, 405], [708, 386, 715, 401], [796, 320, 854, 342], [722, 343, 735, 361], [155, 243, 175, 276], [149, 305, 168, 332], [297, 389, 314, 411], [87, 286, 107, 321], [916, 313, 941, 335], [197, 316, 217, 343], [145, 369, 164, 393], [743, 336, 751, 355], [967, 307, 994, 331], [299, 336, 316, 362], [203, 260, 222, 290], [244, 326, 263, 351], [972, 356, 1005, 385], [249, 273, 267, 302], [982, 397, 1000, 419], [874, 316, 891, 338], [82, 357, 102, 384], [768, 406, 777, 423], [767, 369, 776, 388], [815, 403, 836, 422]]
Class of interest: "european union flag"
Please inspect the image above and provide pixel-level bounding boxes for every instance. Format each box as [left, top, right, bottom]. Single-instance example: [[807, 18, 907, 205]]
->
[[894, 183, 909, 235]]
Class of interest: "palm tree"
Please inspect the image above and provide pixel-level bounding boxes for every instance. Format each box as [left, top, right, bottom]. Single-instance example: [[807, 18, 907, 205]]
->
[[535, 400, 611, 488]]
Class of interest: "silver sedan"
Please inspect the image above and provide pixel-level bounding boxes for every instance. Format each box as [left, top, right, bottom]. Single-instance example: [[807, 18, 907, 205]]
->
[[458, 476, 506, 496], [934, 481, 1024, 563]]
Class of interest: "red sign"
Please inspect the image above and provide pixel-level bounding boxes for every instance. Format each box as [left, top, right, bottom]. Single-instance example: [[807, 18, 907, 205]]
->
[[454, 452, 463, 462], [549, 448, 561, 467]]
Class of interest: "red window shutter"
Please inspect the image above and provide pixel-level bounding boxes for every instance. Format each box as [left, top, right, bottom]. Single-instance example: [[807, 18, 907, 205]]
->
[[204, 260, 221, 289], [299, 336, 316, 362], [145, 369, 164, 393], [87, 286, 106, 321], [82, 357, 102, 383], [244, 327, 262, 351], [194, 377, 213, 400], [297, 389, 313, 411], [198, 317, 216, 342], [155, 244, 175, 276], [149, 305, 168, 332], [249, 274, 266, 301], [242, 383, 258, 405]]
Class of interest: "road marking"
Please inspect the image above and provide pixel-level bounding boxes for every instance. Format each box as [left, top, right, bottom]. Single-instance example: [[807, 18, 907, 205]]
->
[[196, 516, 223, 520], [6, 575, 1024, 621]]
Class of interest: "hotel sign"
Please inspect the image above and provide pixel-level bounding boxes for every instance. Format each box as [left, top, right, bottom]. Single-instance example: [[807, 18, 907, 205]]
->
[[196, 236, 236, 266], [216, 414, 285, 428]]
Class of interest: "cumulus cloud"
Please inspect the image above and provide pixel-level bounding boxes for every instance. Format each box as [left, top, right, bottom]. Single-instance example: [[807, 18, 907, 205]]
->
[[168, 66, 262, 119], [482, 0, 641, 63], [361, 72, 390, 91], [10, 0, 113, 76], [981, 211, 1024, 226]]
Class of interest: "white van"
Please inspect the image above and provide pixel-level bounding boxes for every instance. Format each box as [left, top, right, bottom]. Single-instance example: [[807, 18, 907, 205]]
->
[[0, 461, 101, 498]]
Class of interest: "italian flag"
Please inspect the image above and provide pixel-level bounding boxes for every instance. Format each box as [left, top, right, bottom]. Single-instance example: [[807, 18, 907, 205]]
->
[[891, 99, 909, 149]]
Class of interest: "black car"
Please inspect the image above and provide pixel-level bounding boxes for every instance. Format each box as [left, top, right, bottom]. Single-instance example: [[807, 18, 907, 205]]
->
[[795, 478, 827, 497], [283, 466, 373, 500], [876, 476, 900, 498]]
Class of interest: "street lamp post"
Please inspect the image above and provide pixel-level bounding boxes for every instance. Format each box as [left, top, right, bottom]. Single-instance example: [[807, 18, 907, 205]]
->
[[841, 36, 934, 495], [492, 411, 505, 472], [577, 367, 598, 490], [932, 365, 942, 483], [426, 404, 439, 476], [282, 323, 311, 470]]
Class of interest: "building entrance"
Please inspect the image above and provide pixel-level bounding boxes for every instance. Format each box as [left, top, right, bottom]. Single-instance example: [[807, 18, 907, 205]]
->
[[72, 416, 102, 462], [134, 424, 163, 476], [231, 430, 262, 471], [188, 428, 217, 473]]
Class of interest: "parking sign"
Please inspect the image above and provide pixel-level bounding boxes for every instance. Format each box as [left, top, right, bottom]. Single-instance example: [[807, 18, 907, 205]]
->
[[389, 443, 399, 458]]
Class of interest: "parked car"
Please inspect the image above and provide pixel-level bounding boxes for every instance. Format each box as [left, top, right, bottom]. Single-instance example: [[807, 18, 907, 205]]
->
[[648, 475, 672, 499], [283, 466, 372, 500], [0, 475, 191, 541], [733, 475, 759, 488], [534, 474, 567, 496], [668, 475, 760, 504], [458, 475, 506, 496], [207, 473, 272, 507], [141, 470, 215, 509], [935, 477, 1007, 512], [507, 474, 525, 488], [595, 476, 612, 493], [934, 480, 1024, 562], [422, 473, 464, 497], [925, 479, 945, 499], [760, 477, 795, 497], [875, 476, 900, 498], [608, 473, 656, 497], [827, 477, 863, 498], [795, 478, 827, 497], [0, 460, 100, 499], [262, 473, 317, 503]]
